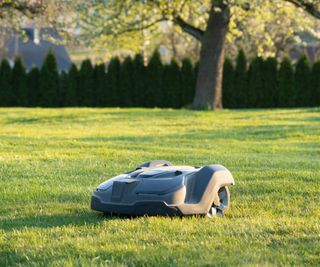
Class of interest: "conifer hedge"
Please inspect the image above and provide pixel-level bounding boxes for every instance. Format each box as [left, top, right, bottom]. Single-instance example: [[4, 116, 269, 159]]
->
[[26, 67, 40, 107], [39, 51, 59, 107], [0, 50, 319, 108], [278, 58, 295, 107], [233, 49, 247, 108], [0, 59, 14, 106], [222, 58, 234, 109]]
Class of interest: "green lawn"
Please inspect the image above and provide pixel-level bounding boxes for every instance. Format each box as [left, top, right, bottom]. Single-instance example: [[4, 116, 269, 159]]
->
[[0, 108, 319, 266]]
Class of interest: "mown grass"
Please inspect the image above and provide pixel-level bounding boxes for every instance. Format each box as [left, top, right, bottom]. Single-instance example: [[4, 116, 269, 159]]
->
[[0, 108, 319, 266]]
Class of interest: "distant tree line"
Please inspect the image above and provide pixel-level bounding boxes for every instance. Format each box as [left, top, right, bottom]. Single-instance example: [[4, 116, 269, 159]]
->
[[0, 50, 319, 108], [223, 50, 320, 108], [0, 51, 195, 108]]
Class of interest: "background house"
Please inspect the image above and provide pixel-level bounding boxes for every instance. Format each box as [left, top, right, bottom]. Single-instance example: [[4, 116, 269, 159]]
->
[[290, 31, 320, 63], [0, 27, 72, 71]]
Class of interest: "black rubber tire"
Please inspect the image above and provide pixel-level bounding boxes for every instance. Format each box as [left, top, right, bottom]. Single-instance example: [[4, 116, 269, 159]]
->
[[207, 186, 230, 218]]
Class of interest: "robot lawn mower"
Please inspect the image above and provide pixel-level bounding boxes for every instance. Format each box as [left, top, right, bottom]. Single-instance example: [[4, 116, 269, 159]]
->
[[91, 160, 235, 217]]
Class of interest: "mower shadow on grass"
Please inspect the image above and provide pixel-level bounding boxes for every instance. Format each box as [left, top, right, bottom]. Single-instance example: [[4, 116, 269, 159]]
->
[[0, 211, 120, 231]]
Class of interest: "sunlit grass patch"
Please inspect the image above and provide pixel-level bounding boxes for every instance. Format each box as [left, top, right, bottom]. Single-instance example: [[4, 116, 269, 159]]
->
[[0, 108, 319, 266]]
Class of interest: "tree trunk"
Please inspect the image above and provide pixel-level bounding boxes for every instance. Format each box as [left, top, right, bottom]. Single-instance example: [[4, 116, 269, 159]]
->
[[192, 4, 230, 110]]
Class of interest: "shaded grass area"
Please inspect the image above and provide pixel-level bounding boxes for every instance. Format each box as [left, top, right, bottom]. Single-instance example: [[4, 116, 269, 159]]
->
[[0, 108, 319, 266]]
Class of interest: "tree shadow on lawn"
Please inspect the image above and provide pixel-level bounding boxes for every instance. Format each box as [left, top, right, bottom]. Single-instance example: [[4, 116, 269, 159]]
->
[[0, 211, 121, 231]]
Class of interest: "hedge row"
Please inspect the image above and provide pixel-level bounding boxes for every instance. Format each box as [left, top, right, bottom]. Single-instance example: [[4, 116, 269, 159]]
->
[[223, 50, 320, 108], [0, 51, 195, 108], [0, 50, 319, 108]]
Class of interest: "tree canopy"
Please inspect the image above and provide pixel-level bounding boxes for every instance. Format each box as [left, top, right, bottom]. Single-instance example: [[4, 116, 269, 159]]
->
[[71, 1, 320, 59], [1, 0, 320, 109]]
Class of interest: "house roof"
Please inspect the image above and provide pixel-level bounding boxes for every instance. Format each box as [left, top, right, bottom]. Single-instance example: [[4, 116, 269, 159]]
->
[[1, 27, 72, 71]]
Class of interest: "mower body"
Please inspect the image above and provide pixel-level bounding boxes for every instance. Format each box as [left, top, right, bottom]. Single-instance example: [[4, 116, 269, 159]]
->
[[91, 161, 235, 216]]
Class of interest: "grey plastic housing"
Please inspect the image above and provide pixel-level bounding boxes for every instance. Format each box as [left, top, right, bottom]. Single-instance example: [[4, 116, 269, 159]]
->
[[91, 163, 235, 216]]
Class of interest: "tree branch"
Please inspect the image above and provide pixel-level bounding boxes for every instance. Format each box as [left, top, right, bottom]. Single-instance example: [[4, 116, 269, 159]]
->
[[0, 1, 43, 18], [1, 2, 43, 13], [173, 16, 204, 41], [285, 0, 320, 19], [114, 17, 166, 35]]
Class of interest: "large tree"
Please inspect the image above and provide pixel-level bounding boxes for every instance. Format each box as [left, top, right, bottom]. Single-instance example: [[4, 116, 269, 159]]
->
[[74, 0, 320, 109]]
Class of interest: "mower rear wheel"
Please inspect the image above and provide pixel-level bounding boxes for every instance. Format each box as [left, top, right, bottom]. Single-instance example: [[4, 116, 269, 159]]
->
[[207, 186, 230, 217]]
